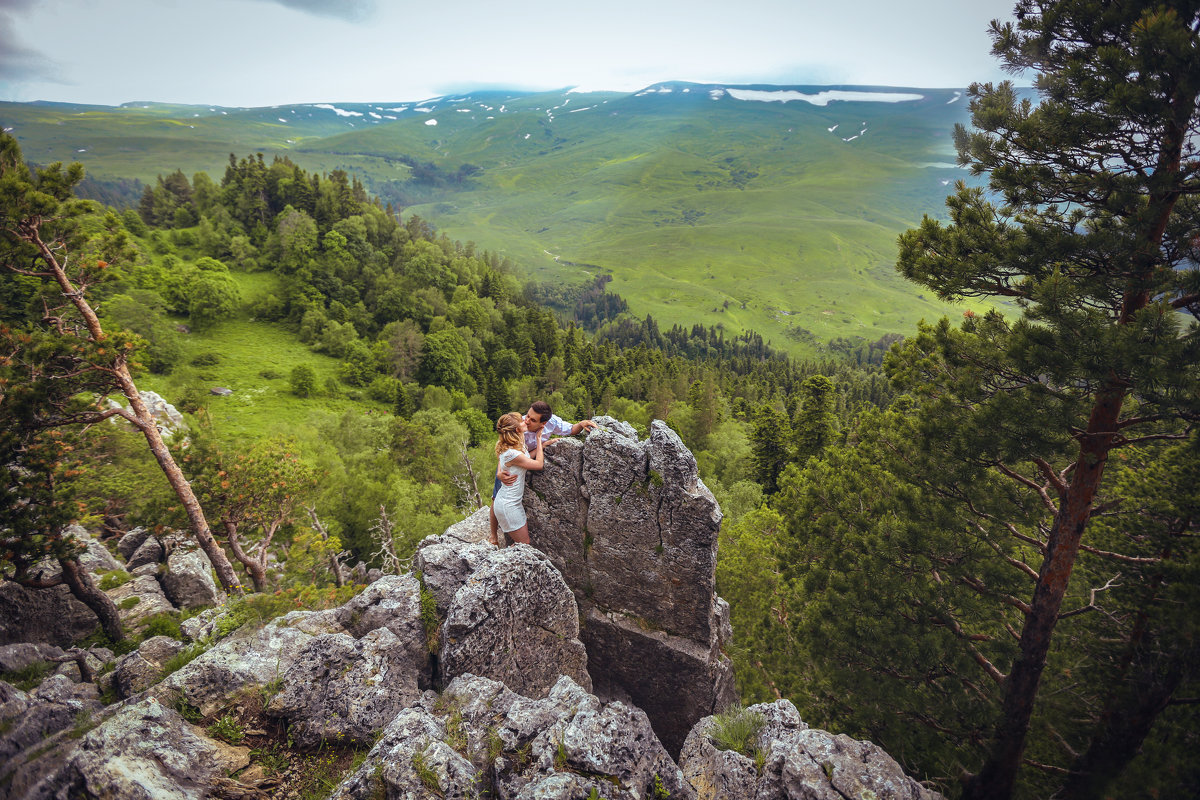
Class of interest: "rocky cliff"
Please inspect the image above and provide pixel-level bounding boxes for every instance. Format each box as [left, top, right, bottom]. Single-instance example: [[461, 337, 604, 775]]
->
[[0, 418, 943, 800]]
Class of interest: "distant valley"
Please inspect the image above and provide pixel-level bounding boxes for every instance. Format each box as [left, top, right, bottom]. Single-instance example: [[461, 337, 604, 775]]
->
[[1, 83, 984, 355]]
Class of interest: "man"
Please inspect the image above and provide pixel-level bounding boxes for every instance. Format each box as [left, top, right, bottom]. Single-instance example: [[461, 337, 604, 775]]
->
[[489, 400, 597, 545]]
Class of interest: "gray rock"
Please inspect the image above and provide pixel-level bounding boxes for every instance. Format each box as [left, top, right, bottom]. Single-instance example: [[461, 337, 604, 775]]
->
[[333, 674, 692, 800], [0, 642, 64, 672], [51, 649, 108, 684], [440, 505, 492, 544], [179, 605, 224, 642], [13, 696, 249, 800], [139, 390, 187, 438], [440, 545, 590, 698], [152, 615, 331, 716], [113, 636, 186, 698], [125, 535, 165, 570], [415, 535, 494, 617], [680, 699, 944, 800], [267, 627, 424, 747], [0, 580, 98, 647], [0, 677, 102, 768], [105, 574, 177, 626], [116, 527, 153, 561], [130, 563, 159, 578], [583, 608, 736, 757], [159, 544, 221, 609], [329, 706, 473, 800], [210, 386, 234, 396], [520, 417, 733, 756], [63, 525, 122, 573]]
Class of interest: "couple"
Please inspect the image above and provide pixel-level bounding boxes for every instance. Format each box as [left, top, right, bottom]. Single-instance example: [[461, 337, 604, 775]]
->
[[490, 400, 597, 546]]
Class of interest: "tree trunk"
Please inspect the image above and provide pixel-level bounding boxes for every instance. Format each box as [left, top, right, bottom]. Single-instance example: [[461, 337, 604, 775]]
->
[[963, 389, 1125, 800], [223, 519, 266, 593], [30, 233, 243, 596], [59, 557, 124, 642]]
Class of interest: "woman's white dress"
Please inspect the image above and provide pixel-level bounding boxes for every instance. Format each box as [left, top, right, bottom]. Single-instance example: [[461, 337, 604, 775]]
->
[[493, 448, 529, 533]]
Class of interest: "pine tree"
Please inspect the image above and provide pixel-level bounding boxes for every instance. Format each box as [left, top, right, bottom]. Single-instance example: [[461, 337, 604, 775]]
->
[[894, 3, 1200, 797]]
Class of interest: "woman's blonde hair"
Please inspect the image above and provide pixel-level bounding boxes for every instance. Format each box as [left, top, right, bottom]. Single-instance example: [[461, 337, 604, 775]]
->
[[494, 412, 525, 456]]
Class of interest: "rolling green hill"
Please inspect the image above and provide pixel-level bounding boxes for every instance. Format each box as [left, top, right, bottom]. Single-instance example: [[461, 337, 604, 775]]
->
[[1, 84, 986, 355]]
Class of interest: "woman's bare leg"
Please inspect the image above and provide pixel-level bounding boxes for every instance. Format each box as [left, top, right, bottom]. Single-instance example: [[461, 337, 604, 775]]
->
[[508, 524, 530, 545]]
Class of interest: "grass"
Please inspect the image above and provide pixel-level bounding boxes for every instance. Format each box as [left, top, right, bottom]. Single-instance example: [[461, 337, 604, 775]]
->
[[207, 714, 246, 745], [708, 704, 766, 758], [0, 660, 52, 691], [5, 87, 993, 358]]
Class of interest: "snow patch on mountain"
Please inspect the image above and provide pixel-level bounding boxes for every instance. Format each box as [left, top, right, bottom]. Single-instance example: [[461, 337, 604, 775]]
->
[[313, 104, 363, 117], [425, 119, 438, 126], [726, 89, 924, 106]]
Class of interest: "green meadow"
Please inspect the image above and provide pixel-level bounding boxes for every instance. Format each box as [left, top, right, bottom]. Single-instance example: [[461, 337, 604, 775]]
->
[[3, 84, 984, 355]]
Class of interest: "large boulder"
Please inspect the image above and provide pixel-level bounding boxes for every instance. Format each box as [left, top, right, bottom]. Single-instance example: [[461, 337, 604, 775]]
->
[[105, 574, 177, 626], [439, 545, 590, 698], [151, 612, 337, 716], [0, 677, 102, 767], [680, 699, 944, 800], [112, 636, 187, 699], [125, 535, 164, 570], [0, 580, 97, 647], [116, 527, 153, 561], [158, 544, 221, 609], [331, 674, 694, 800], [415, 535, 494, 617], [63, 526, 122, 573], [267, 627, 425, 748], [7, 696, 248, 800], [0, 642, 64, 673]]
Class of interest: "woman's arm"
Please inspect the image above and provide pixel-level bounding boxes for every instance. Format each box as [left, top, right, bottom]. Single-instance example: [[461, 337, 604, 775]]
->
[[509, 438, 545, 471]]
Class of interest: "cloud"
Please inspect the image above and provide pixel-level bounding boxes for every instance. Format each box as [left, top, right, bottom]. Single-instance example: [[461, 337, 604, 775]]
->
[[0, 13, 63, 82], [248, 0, 377, 22]]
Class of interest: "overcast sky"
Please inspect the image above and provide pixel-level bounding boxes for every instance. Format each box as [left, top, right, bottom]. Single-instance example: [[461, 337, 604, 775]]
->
[[1, 0, 1021, 107]]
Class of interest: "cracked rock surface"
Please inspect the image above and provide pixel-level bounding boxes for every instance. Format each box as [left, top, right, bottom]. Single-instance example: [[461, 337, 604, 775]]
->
[[680, 699, 944, 800], [439, 545, 590, 697]]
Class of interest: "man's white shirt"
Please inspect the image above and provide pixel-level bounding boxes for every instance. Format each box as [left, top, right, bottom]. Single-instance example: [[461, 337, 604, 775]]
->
[[523, 414, 573, 451]]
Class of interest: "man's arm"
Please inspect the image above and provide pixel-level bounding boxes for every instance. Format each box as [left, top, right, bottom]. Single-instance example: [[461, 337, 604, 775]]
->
[[569, 419, 598, 436]]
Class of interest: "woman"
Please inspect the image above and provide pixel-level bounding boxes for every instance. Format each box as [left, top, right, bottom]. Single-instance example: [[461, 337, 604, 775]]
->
[[491, 411, 544, 545]]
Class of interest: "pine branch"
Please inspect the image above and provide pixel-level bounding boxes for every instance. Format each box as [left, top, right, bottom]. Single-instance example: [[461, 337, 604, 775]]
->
[[1058, 574, 1122, 620]]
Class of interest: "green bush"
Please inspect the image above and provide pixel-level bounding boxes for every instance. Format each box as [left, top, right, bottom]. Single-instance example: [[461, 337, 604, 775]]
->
[[290, 365, 317, 398], [97, 569, 132, 590]]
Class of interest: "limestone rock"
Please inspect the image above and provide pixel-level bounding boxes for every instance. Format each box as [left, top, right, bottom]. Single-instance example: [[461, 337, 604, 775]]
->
[[20, 697, 248, 800], [583, 608, 736, 757], [117, 527, 153, 561], [63, 525, 122, 573], [0, 642, 64, 672], [159, 544, 221, 609], [179, 605, 224, 642], [105, 574, 177, 626], [440, 504, 492, 544], [152, 617, 325, 716], [139, 390, 187, 438], [267, 627, 424, 747], [331, 674, 694, 800], [0, 676, 102, 768], [0, 580, 97, 647], [415, 535, 494, 616], [328, 706, 472, 800], [113, 636, 187, 698], [439, 545, 590, 698], [125, 535, 165, 570], [680, 699, 944, 800], [522, 417, 732, 756]]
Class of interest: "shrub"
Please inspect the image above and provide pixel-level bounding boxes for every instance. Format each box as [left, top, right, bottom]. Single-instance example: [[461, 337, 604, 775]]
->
[[708, 705, 765, 757], [290, 365, 318, 398]]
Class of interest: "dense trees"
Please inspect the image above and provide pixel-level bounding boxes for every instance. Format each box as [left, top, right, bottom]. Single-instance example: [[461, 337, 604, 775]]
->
[[894, 2, 1200, 797]]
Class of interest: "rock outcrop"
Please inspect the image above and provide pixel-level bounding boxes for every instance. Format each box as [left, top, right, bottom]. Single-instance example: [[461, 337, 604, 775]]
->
[[439, 545, 591, 697], [680, 699, 944, 800], [331, 674, 693, 800], [524, 417, 735, 754], [158, 543, 222, 609], [5, 697, 249, 800]]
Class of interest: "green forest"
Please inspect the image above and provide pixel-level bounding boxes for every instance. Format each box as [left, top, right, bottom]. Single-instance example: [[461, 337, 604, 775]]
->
[[2, 2, 1198, 799]]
